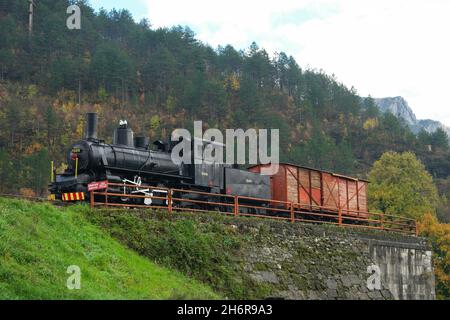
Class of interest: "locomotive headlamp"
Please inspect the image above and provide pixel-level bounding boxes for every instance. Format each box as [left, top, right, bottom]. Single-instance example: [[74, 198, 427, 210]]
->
[[71, 147, 81, 161]]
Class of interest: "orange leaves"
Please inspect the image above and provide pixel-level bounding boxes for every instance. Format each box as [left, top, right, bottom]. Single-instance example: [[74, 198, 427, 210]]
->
[[19, 188, 36, 198], [418, 213, 450, 299], [363, 118, 379, 131], [24, 143, 43, 155]]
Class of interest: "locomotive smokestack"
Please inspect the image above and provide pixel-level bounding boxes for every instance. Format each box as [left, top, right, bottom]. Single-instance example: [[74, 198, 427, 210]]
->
[[113, 120, 134, 147], [84, 113, 98, 140]]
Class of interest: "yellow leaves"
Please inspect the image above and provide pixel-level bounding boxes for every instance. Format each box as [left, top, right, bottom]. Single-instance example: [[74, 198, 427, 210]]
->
[[75, 115, 84, 138], [420, 214, 450, 251], [150, 115, 161, 131], [93, 104, 102, 114], [0, 83, 9, 100], [225, 73, 240, 91], [0, 105, 5, 122], [61, 101, 78, 115], [363, 118, 379, 130], [418, 213, 450, 299], [27, 85, 38, 98], [83, 50, 92, 64], [56, 163, 68, 174], [166, 95, 176, 113], [98, 87, 108, 101]]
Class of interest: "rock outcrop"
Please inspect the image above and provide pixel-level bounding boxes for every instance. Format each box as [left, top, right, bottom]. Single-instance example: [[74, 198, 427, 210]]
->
[[372, 96, 450, 137]]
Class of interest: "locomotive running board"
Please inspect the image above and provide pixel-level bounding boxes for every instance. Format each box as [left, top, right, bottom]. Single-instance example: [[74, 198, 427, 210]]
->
[[103, 166, 192, 180]]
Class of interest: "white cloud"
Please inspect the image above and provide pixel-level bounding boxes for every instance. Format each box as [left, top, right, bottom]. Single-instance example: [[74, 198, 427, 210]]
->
[[143, 0, 450, 126]]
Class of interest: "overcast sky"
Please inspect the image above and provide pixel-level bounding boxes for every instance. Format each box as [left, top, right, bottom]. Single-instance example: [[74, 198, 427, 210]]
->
[[90, 0, 450, 126]]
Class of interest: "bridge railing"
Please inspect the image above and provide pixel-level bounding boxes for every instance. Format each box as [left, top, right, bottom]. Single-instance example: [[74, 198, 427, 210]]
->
[[90, 183, 417, 235]]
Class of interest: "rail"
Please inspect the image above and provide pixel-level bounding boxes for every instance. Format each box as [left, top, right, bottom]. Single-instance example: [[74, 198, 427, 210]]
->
[[90, 182, 417, 235]]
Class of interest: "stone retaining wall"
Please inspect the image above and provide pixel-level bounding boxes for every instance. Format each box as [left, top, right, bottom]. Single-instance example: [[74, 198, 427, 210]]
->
[[228, 219, 435, 300]]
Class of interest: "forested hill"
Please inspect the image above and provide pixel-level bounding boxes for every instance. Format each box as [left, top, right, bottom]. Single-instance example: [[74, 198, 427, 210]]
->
[[0, 1, 449, 205]]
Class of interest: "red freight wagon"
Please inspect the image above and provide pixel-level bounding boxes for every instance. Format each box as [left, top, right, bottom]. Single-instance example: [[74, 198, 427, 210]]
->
[[248, 163, 368, 219]]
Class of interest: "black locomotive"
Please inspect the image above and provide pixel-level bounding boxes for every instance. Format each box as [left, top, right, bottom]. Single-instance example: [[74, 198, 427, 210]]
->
[[49, 113, 270, 207]]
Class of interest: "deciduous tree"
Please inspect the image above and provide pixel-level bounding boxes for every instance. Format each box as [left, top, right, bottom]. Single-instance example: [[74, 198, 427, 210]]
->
[[368, 151, 439, 219]]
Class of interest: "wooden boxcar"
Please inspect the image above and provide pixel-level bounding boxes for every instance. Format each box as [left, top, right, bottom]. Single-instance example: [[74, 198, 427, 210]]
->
[[248, 163, 368, 218]]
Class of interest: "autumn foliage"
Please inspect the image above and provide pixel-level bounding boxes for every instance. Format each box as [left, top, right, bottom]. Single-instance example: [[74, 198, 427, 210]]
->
[[368, 152, 440, 219], [418, 213, 450, 300]]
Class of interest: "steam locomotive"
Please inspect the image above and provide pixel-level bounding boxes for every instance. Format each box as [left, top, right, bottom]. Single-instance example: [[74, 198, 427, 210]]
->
[[49, 113, 271, 206]]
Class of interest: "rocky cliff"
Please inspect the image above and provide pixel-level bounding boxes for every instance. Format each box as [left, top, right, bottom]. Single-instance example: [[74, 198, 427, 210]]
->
[[373, 97, 417, 126], [373, 97, 450, 136]]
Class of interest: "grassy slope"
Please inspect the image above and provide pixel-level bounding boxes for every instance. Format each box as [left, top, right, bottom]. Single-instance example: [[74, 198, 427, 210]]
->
[[86, 209, 272, 299], [0, 198, 218, 299]]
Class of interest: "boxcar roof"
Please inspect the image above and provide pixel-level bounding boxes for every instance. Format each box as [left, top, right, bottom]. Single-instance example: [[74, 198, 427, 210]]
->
[[248, 163, 370, 183]]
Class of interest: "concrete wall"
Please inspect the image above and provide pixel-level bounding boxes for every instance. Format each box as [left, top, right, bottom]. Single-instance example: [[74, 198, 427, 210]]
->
[[228, 219, 435, 300], [368, 239, 435, 300]]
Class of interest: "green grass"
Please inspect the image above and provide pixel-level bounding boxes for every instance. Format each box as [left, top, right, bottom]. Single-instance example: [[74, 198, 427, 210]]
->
[[87, 209, 273, 299], [0, 198, 218, 299]]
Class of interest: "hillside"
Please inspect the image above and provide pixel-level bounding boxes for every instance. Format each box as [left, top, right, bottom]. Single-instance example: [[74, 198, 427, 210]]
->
[[0, 197, 217, 299]]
